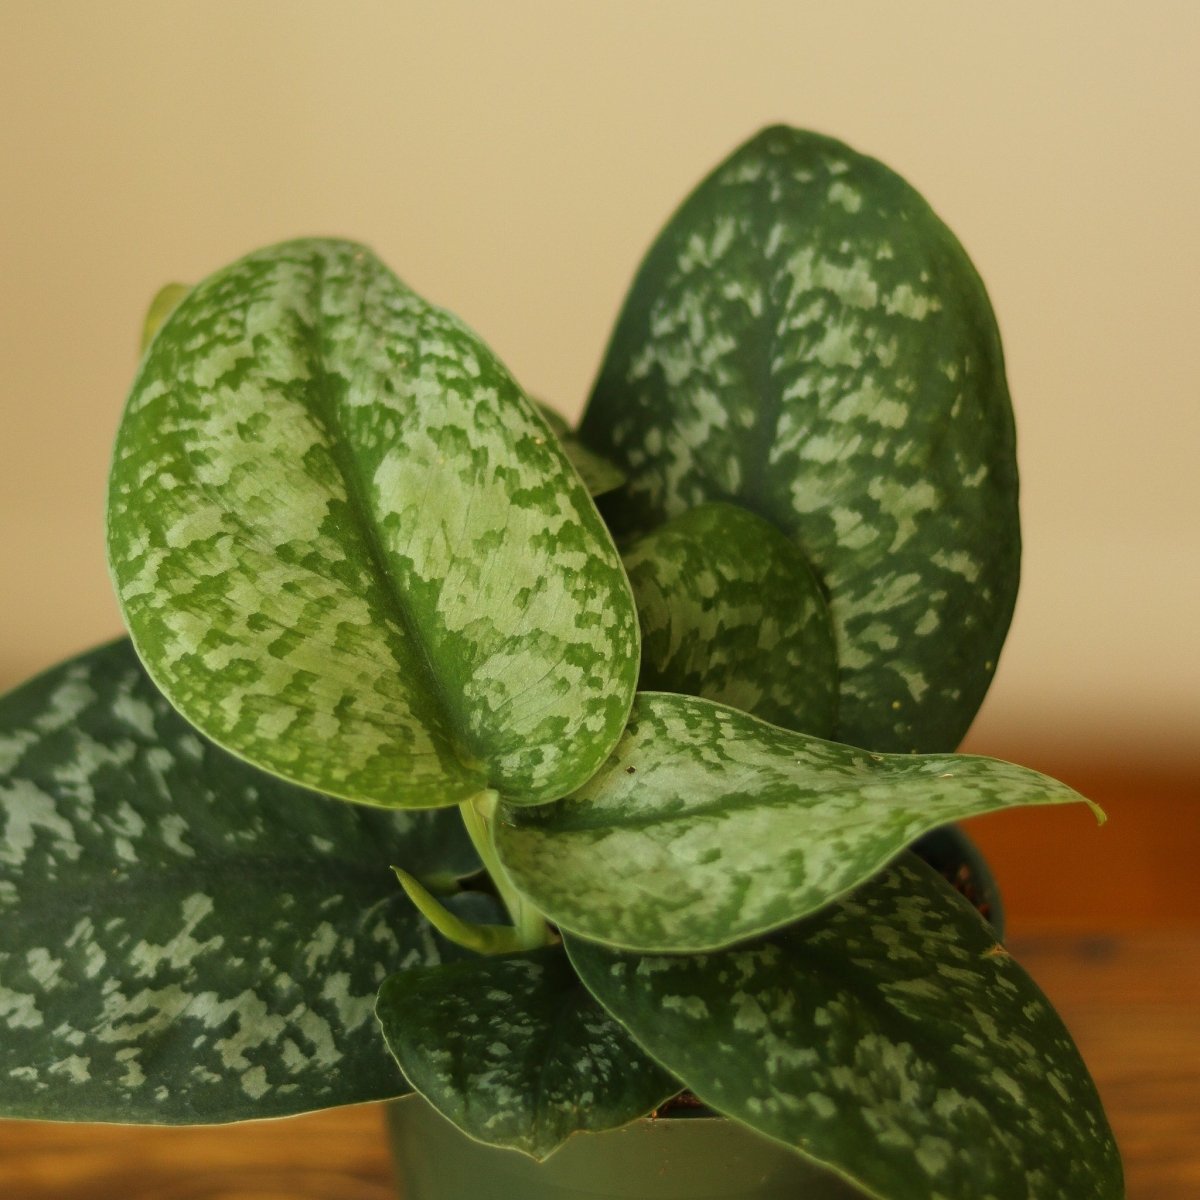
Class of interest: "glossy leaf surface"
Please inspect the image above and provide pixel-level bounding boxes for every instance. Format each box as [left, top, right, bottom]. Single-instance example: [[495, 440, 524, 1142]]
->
[[567, 856, 1123, 1200], [0, 641, 488, 1123], [108, 239, 639, 809], [623, 501, 836, 735], [494, 693, 1099, 952], [376, 946, 677, 1160], [581, 126, 1020, 753]]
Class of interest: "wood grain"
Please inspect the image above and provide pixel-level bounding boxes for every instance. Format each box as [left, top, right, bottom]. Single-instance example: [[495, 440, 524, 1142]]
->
[[0, 1104, 394, 1200], [1012, 933, 1200, 1200], [0, 935, 1195, 1199]]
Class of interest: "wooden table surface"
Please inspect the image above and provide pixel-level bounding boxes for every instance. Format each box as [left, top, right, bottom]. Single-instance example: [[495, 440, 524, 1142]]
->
[[1, 933, 1196, 1200]]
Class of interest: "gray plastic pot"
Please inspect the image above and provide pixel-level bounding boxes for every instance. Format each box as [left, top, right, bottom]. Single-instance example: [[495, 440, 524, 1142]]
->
[[387, 1096, 868, 1200]]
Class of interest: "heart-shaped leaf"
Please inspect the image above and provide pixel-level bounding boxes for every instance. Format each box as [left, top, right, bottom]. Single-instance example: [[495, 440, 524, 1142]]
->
[[376, 946, 677, 1160], [493, 693, 1100, 953], [107, 238, 639, 809], [0, 641, 494, 1123], [566, 856, 1123, 1200], [580, 126, 1020, 754], [623, 501, 836, 735]]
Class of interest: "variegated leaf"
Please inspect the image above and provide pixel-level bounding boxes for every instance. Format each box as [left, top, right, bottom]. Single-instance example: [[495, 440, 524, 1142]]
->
[[107, 238, 639, 809], [0, 641, 494, 1123], [566, 856, 1123, 1200], [376, 946, 677, 1160], [536, 402, 627, 497], [623, 502, 836, 735], [493, 693, 1099, 953], [581, 126, 1020, 754]]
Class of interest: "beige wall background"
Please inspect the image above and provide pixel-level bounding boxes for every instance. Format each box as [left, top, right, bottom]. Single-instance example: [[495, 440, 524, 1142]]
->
[[1, 1, 1196, 770]]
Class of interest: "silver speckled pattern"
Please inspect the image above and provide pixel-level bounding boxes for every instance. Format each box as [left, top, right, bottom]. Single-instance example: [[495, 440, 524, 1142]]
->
[[582, 127, 1019, 754], [108, 239, 639, 809], [496, 692, 1099, 953], [0, 641, 489, 1122], [568, 856, 1123, 1199], [376, 946, 675, 1160]]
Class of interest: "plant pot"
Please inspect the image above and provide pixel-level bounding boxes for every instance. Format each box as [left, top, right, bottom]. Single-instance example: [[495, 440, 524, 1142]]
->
[[386, 1096, 868, 1200], [913, 823, 1006, 938]]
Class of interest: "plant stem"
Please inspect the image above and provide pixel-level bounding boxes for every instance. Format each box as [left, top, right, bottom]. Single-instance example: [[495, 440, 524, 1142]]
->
[[392, 868, 529, 956], [460, 791, 553, 950]]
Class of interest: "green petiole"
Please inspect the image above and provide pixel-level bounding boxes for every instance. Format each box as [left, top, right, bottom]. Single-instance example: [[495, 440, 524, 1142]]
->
[[459, 790, 554, 952]]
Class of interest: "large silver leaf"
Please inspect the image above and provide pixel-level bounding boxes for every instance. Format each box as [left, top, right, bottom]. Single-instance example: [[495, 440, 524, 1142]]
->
[[107, 239, 639, 809], [581, 126, 1019, 754], [567, 856, 1123, 1200], [0, 641, 487, 1123], [494, 693, 1099, 953]]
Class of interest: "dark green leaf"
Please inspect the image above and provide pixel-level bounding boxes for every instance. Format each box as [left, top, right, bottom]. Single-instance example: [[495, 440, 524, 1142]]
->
[[0, 641, 489, 1123], [107, 238, 639, 809], [494, 693, 1099, 953], [567, 856, 1123, 1200], [376, 946, 677, 1160], [581, 126, 1019, 753], [623, 501, 836, 735]]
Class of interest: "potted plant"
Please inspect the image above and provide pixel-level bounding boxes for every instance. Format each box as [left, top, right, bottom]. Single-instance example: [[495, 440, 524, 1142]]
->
[[0, 126, 1123, 1199]]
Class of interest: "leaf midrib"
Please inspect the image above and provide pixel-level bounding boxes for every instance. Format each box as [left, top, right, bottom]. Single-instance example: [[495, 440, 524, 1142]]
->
[[301, 252, 482, 779]]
